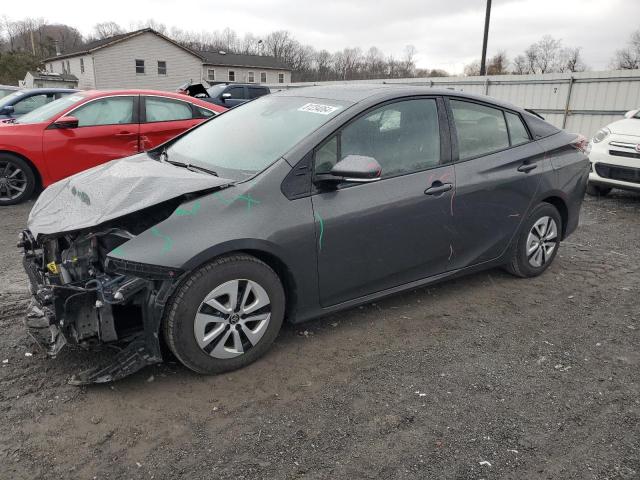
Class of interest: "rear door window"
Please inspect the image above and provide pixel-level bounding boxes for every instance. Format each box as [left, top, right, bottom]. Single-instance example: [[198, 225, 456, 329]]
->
[[450, 100, 509, 160], [145, 96, 193, 122]]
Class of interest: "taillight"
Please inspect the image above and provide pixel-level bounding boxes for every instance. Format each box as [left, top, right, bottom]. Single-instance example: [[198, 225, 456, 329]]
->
[[571, 134, 589, 153]]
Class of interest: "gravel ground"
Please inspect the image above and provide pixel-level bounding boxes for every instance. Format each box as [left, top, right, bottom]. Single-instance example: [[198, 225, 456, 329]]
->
[[0, 192, 638, 480]]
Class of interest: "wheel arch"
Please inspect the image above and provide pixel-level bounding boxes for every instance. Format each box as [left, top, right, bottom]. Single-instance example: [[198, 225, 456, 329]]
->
[[540, 195, 569, 239], [0, 149, 43, 191], [180, 239, 299, 322]]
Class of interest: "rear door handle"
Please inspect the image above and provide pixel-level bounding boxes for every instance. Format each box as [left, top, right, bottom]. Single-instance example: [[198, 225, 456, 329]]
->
[[424, 182, 453, 195], [115, 131, 136, 136], [517, 163, 537, 173]]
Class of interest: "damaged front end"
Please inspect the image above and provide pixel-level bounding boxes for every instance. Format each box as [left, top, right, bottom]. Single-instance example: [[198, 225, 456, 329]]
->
[[20, 201, 185, 385]]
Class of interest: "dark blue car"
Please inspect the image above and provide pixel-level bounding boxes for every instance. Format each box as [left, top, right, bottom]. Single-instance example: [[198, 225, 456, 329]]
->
[[0, 88, 78, 120]]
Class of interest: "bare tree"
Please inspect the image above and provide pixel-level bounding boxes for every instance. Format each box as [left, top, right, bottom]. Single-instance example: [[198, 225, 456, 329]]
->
[[399, 44, 417, 77], [92, 22, 124, 40], [558, 47, 586, 72], [512, 54, 528, 74], [463, 60, 480, 76], [611, 30, 640, 69], [487, 51, 509, 75]]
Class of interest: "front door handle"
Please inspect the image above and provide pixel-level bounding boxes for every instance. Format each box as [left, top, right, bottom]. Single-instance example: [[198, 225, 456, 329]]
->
[[115, 131, 136, 136], [424, 182, 453, 195], [517, 163, 537, 173]]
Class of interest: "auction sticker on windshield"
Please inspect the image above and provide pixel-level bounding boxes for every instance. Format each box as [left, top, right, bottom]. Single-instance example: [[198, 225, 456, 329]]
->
[[298, 103, 341, 115]]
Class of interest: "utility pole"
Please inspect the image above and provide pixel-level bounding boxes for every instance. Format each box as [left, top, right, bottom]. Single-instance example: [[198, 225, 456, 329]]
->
[[479, 0, 492, 76]]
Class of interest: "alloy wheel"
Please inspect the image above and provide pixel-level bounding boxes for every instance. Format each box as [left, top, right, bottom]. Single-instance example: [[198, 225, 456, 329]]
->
[[193, 279, 272, 359], [526, 216, 558, 268], [0, 160, 27, 201]]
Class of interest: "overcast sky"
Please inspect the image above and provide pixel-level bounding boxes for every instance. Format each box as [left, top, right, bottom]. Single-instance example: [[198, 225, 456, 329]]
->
[[3, 0, 639, 73]]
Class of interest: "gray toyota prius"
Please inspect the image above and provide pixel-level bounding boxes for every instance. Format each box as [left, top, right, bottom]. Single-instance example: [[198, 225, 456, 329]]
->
[[20, 85, 590, 383]]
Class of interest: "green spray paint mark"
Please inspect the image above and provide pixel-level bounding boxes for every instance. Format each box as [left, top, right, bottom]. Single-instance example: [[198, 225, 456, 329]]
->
[[212, 191, 234, 205], [174, 200, 202, 216], [110, 246, 125, 256], [236, 194, 260, 212], [213, 192, 260, 212], [151, 226, 173, 252], [315, 212, 324, 251]]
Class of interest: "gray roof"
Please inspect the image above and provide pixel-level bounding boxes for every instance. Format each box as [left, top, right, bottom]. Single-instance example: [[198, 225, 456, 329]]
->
[[43, 28, 201, 62], [28, 71, 78, 82], [199, 51, 290, 71], [43, 28, 291, 72]]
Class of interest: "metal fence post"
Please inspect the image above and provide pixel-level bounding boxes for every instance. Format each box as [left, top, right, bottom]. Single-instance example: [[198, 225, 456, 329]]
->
[[484, 78, 490, 95], [562, 76, 575, 129]]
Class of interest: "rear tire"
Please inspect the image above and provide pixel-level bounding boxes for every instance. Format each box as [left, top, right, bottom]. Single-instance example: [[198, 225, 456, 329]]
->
[[505, 203, 562, 278], [0, 153, 36, 205], [162, 254, 285, 375], [586, 183, 611, 197]]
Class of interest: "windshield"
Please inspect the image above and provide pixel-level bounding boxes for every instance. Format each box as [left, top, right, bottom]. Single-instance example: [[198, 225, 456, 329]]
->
[[0, 90, 24, 106], [166, 95, 348, 180], [15, 93, 86, 124]]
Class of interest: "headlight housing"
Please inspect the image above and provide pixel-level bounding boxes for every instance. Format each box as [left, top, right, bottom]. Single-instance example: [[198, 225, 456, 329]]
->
[[592, 127, 610, 143]]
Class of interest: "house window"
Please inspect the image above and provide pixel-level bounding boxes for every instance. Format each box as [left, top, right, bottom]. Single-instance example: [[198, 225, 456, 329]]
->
[[49, 63, 53, 72], [157, 61, 167, 75], [207, 69, 215, 81], [80, 58, 84, 74], [135, 59, 145, 74], [228, 70, 235, 82], [260, 72, 267, 83], [247, 71, 255, 83], [278, 73, 285, 83]]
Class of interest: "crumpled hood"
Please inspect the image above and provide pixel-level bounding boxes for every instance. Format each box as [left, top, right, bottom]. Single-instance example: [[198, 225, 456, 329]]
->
[[608, 118, 640, 137], [28, 153, 232, 238]]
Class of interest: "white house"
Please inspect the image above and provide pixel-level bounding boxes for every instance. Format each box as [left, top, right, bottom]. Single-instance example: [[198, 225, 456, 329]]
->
[[42, 29, 292, 91], [20, 71, 78, 89]]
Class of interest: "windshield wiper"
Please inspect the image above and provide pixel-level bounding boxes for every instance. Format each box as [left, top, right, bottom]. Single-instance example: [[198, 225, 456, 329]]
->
[[185, 163, 218, 176], [158, 150, 218, 176]]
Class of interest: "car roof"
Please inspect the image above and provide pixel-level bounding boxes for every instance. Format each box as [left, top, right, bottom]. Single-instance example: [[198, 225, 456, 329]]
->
[[19, 88, 79, 94], [75, 89, 226, 111], [273, 84, 525, 112]]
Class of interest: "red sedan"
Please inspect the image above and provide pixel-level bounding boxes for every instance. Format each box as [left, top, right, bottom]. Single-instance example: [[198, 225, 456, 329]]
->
[[0, 90, 226, 205]]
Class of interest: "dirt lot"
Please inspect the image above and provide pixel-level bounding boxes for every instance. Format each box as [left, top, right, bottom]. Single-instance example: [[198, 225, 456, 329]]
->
[[1, 192, 638, 480]]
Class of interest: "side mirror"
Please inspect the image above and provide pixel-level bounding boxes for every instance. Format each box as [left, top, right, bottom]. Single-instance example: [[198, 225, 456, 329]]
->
[[0, 105, 15, 115], [53, 116, 79, 129], [221, 92, 232, 101], [623, 109, 639, 119], [315, 155, 382, 186]]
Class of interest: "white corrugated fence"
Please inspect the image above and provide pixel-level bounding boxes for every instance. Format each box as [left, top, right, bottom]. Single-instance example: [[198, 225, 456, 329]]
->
[[269, 70, 640, 138]]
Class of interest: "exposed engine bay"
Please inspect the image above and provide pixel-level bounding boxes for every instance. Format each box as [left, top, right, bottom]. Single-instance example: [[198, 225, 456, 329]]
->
[[20, 198, 185, 385]]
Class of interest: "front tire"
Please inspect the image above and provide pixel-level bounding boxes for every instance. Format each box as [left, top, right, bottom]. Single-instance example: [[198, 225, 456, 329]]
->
[[162, 254, 285, 375], [586, 183, 611, 197], [505, 203, 562, 278], [0, 153, 36, 205]]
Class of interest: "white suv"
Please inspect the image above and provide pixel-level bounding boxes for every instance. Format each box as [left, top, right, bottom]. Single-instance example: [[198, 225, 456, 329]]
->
[[587, 109, 640, 196]]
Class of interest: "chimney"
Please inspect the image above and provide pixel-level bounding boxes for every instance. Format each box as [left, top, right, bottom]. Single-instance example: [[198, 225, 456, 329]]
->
[[55, 40, 61, 56]]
